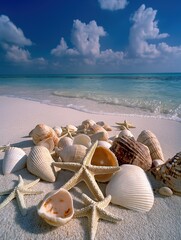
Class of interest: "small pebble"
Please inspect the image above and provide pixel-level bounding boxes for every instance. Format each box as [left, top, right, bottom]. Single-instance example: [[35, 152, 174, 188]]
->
[[158, 186, 173, 197]]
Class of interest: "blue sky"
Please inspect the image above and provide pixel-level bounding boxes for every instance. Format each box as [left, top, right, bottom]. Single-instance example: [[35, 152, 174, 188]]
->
[[0, 0, 181, 74]]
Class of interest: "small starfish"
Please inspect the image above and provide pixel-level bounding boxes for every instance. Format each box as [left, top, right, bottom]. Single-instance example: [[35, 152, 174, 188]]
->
[[74, 194, 122, 240], [116, 120, 135, 130], [53, 141, 120, 200], [0, 175, 43, 216], [61, 126, 77, 139]]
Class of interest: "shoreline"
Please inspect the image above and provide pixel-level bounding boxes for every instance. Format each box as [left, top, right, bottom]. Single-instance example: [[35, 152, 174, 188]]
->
[[0, 95, 181, 240]]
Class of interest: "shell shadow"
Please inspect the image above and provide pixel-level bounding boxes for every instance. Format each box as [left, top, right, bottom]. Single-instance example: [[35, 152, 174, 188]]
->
[[12, 140, 34, 149]]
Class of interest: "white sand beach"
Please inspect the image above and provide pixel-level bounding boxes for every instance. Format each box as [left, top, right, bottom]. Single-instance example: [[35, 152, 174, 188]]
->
[[0, 96, 181, 240]]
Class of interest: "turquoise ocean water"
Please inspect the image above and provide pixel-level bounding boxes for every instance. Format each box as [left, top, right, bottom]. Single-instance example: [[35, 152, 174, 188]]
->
[[0, 73, 181, 122]]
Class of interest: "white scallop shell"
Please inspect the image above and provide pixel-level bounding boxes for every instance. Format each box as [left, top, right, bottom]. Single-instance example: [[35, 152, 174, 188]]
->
[[37, 188, 74, 226], [106, 164, 154, 212], [27, 146, 57, 182], [73, 134, 91, 148], [2, 147, 27, 175]]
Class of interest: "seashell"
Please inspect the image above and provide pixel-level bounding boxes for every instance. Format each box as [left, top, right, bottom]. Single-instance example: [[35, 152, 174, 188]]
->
[[2, 147, 27, 175], [73, 134, 91, 148], [91, 146, 119, 182], [53, 126, 62, 137], [151, 152, 181, 195], [57, 144, 87, 163], [118, 129, 134, 138], [137, 130, 164, 161], [27, 146, 57, 182], [90, 131, 109, 142], [37, 188, 74, 226], [98, 140, 112, 149], [110, 136, 152, 171], [66, 124, 78, 133], [106, 164, 154, 212], [82, 119, 96, 128], [96, 121, 112, 131], [37, 137, 54, 152], [158, 187, 173, 197], [58, 137, 73, 149], [152, 159, 165, 168], [29, 123, 59, 146]]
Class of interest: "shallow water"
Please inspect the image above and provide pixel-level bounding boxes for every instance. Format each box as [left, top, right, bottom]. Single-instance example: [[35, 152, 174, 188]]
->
[[0, 73, 180, 121]]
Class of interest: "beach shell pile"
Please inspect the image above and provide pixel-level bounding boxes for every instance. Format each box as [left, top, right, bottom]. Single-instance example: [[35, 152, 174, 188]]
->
[[1, 119, 179, 240]]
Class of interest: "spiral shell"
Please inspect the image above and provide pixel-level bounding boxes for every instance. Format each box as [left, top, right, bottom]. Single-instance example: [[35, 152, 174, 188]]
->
[[137, 130, 164, 161], [29, 123, 59, 146], [110, 136, 152, 171], [27, 146, 57, 182], [37, 188, 74, 226]]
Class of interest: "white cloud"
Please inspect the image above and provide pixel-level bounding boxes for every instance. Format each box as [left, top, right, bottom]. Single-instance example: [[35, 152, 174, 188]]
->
[[129, 4, 169, 58], [3, 44, 31, 63], [0, 15, 32, 46], [99, 49, 124, 63], [158, 42, 181, 54], [98, 0, 128, 10], [72, 20, 106, 57], [51, 37, 78, 56]]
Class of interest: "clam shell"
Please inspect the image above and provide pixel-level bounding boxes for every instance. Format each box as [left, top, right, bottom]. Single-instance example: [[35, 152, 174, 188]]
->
[[27, 146, 57, 182], [57, 144, 87, 163], [2, 147, 27, 175], [106, 164, 154, 212], [91, 146, 118, 182], [73, 134, 91, 148], [137, 130, 164, 161], [58, 137, 73, 149], [30, 123, 59, 146], [110, 136, 152, 171], [53, 126, 62, 137], [37, 137, 54, 152], [37, 188, 74, 226], [158, 187, 173, 197], [91, 131, 109, 142]]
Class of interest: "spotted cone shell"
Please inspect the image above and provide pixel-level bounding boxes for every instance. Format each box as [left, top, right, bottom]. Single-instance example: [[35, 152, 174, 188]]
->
[[27, 146, 57, 182], [137, 130, 164, 161], [110, 136, 152, 171]]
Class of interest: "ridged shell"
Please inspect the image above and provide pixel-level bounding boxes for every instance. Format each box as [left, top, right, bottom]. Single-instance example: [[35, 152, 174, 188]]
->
[[37, 188, 74, 226], [91, 146, 118, 182], [37, 137, 54, 152], [58, 137, 73, 149], [151, 152, 181, 195], [29, 124, 59, 146], [57, 144, 87, 163], [110, 136, 152, 171], [2, 147, 27, 175], [27, 146, 57, 182], [73, 134, 91, 148], [106, 164, 154, 212], [137, 130, 164, 161]]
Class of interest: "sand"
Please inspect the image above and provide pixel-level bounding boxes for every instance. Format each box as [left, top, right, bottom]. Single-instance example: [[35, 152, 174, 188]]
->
[[0, 96, 181, 240]]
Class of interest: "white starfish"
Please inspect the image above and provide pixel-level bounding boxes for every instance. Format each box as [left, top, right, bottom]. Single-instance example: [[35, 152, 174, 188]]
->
[[0, 175, 43, 216], [53, 141, 120, 200], [74, 194, 122, 240]]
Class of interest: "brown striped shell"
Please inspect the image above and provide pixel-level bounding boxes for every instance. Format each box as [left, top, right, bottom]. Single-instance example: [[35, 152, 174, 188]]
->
[[151, 152, 181, 195], [110, 136, 152, 171], [137, 130, 164, 161]]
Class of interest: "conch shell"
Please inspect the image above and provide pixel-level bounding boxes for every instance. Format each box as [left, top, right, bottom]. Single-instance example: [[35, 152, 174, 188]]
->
[[151, 152, 181, 195], [27, 146, 57, 182], [110, 136, 152, 171], [56, 144, 87, 163], [37, 188, 74, 226], [91, 146, 119, 182], [29, 123, 59, 147], [137, 130, 164, 161], [2, 147, 27, 175], [106, 164, 154, 212]]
